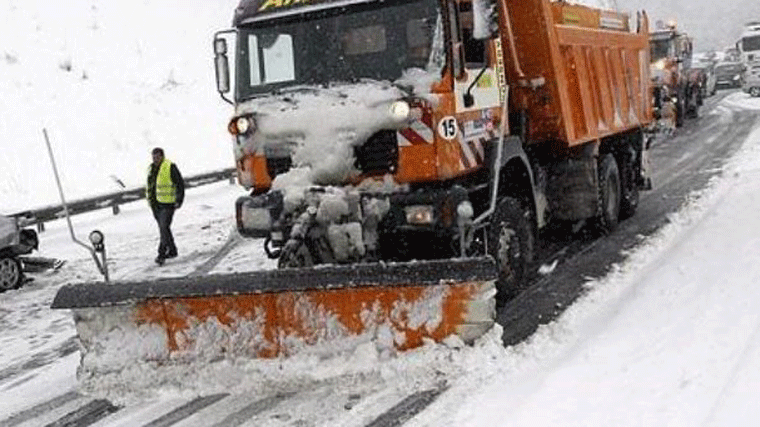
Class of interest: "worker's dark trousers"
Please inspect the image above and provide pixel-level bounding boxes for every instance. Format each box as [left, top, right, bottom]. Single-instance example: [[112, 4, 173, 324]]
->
[[152, 204, 177, 257]]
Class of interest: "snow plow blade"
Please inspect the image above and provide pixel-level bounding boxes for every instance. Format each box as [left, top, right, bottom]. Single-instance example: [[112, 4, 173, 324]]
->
[[51, 257, 496, 371]]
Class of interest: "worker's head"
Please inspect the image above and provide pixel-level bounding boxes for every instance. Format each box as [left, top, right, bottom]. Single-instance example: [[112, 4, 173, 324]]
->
[[151, 147, 164, 166]]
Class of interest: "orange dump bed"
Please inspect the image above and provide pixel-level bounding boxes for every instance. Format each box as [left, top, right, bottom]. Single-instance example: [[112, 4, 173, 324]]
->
[[504, 0, 652, 147]]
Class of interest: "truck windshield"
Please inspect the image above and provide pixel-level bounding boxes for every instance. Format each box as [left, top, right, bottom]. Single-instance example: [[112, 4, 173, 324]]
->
[[650, 39, 671, 61], [742, 35, 760, 52], [234, 0, 443, 100]]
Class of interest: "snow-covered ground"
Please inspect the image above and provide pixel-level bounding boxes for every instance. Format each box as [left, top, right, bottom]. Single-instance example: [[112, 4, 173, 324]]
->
[[1, 93, 759, 426], [419, 95, 760, 426]]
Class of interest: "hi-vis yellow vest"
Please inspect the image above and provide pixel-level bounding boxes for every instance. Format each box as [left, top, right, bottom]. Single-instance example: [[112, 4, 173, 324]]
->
[[146, 160, 176, 204]]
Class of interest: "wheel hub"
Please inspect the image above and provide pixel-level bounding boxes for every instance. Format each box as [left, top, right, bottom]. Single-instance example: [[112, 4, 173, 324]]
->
[[0, 257, 20, 290]]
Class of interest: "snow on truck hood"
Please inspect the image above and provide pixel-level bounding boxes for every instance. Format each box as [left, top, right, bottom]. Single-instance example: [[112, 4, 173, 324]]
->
[[236, 73, 438, 177], [233, 71, 439, 207]]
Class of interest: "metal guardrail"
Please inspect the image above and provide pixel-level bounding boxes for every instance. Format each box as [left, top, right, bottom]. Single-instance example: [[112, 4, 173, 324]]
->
[[10, 168, 237, 232]]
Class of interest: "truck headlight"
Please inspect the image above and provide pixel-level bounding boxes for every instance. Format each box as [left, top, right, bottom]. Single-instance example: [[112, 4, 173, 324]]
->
[[405, 205, 434, 225], [229, 116, 256, 136], [390, 101, 411, 120]]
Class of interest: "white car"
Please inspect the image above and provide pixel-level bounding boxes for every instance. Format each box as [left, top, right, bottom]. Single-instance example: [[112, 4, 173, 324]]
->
[[743, 63, 760, 97], [0, 215, 38, 291]]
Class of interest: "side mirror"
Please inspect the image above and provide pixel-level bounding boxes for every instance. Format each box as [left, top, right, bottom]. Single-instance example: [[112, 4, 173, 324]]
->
[[214, 37, 227, 55], [214, 37, 230, 95]]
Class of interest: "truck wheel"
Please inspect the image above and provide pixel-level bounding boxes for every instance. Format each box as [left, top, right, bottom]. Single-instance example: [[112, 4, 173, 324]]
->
[[619, 155, 639, 219], [487, 197, 534, 303], [0, 256, 22, 291], [751, 87, 760, 98], [596, 154, 621, 233]]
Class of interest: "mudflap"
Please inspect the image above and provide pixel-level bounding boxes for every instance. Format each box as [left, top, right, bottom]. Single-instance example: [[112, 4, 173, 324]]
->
[[51, 257, 497, 375]]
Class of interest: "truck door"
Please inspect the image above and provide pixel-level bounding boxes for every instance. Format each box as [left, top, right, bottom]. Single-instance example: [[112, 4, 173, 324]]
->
[[451, 0, 501, 112]]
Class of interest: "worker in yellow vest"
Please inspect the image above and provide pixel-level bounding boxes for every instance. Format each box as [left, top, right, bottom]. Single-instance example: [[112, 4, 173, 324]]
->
[[146, 147, 185, 265]]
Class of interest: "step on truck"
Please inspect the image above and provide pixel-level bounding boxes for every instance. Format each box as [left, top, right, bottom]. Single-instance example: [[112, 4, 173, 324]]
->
[[53, 0, 653, 376]]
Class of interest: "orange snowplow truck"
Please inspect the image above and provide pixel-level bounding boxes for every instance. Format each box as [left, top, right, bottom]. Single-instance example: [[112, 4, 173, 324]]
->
[[52, 0, 652, 372], [649, 22, 699, 127]]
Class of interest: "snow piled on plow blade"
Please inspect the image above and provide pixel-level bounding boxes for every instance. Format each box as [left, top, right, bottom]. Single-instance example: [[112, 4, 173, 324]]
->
[[52, 257, 497, 402]]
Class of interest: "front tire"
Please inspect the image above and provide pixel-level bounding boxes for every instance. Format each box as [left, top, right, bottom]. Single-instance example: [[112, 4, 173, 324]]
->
[[487, 197, 534, 304], [750, 87, 760, 98], [0, 256, 22, 291], [595, 154, 621, 233]]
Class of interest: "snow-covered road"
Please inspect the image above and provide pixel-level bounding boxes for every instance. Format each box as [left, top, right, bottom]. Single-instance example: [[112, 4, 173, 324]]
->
[[0, 93, 759, 426]]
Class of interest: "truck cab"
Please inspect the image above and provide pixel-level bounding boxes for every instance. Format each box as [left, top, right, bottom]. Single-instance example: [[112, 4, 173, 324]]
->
[[649, 22, 698, 127], [213, 0, 652, 296]]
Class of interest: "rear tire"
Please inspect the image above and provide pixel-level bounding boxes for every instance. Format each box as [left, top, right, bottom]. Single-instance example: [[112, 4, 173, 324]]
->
[[0, 256, 22, 291], [487, 197, 534, 304], [595, 154, 621, 233], [619, 154, 639, 219]]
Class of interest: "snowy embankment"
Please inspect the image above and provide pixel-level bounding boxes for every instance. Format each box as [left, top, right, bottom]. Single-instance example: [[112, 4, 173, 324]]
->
[[411, 94, 760, 426], [0, 0, 238, 214]]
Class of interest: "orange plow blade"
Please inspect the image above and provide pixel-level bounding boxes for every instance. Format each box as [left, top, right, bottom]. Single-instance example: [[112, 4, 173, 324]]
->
[[52, 257, 497, 374]]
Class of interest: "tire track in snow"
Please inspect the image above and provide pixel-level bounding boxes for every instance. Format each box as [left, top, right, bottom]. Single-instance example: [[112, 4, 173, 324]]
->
[[499, 107, 759, 347], [0, 391, 80, 427], [0, 336, 78, 387], [44, 399, 120, 427], [209, 392, 295, 427], [364, 385, 448, 427], [141, 393, 228, 427], [188, 231, 242, 277]]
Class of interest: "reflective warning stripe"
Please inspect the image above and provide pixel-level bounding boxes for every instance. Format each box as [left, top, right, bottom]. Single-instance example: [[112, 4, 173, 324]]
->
[[398, 118, 435, 146], [458, 138, 486, 171]]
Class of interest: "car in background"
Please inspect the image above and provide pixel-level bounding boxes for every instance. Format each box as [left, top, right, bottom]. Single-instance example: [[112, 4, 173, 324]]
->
[[744, 73, 760, 97], [743, 62, 760, 97], [714, 62, 745, 89], [0, 215, 38, 291]]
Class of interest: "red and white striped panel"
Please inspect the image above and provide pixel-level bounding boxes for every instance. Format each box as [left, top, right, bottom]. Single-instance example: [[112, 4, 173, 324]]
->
[[398, 111, 434, 146], [458, 137, 486, 170]]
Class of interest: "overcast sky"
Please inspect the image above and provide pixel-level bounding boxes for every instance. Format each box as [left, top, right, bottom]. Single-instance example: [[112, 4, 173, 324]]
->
[[618, 0, 760, 51]]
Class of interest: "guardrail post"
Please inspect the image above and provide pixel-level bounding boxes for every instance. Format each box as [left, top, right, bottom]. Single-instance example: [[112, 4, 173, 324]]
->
[[37, 222, 45, 233]]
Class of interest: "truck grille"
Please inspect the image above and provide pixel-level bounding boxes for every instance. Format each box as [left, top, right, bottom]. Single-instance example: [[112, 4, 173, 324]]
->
[[266, 157, 292, 178], [354, 130, 399, 175]]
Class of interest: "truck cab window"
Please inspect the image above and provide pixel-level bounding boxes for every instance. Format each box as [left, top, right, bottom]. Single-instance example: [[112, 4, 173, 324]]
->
[[407, 18, 434, 68], [342, 25, 387, 55], [457, 3, 487, 66], [248, 34, 295, 86]]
